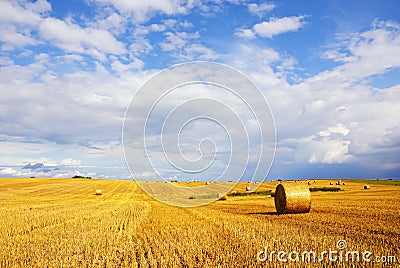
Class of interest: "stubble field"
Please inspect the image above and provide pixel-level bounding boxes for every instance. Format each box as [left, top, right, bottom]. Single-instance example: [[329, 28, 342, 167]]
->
[[0, 178, 399, 267]]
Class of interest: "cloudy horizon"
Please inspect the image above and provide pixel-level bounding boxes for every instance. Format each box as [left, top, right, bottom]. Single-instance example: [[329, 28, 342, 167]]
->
[[0, 0, 399, 180]]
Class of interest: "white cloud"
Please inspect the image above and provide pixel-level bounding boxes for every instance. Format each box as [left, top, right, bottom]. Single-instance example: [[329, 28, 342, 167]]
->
[[237, 15, 307, 39], [39, 17, 126, 57], [234, 29, 256, 39], [0, 25, 37, 48], [61, 158, 82, 166], [0, 168, 18, 175], [0, 1, 42, 26], [322, 140, 352, 164], [260, 48, 280, 62], [253, 16, 307, 38], [322, 20, 400, 82], [319, 124, 350, 137], [160, 31, 200, 51], [110, 57, 144, 73], [245, 21, 400, 172], [26, 0, 52, 14], [90, 12, 124, 33], [247, 3, 275, 17], [0, 0, 398, 180], [183, 44, 219, 60], [0, 1, 51, 50], [90, 0, 190, 23], [158, 31, 218, 61], [307, 140, 352, 164], [129, 38, 153, 55], [57, 54, 85, 63], [149, 23, 167, 32]]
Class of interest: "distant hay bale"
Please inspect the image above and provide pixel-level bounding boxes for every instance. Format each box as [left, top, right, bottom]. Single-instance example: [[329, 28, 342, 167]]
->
[[218, 194, 227, 201], [274, 183, 311, 214], [314, 180, 316, 183], [364, 185, 370, 189], [230, 190, 237, 194], [95, 189, 102, 195], [246, 186, 251, 191], [342, 182, 346, 185], [329, 182, 333, 185], [270, 191, 275, 197], [307, 181, 312, 185], [205, 182, 209, 185]]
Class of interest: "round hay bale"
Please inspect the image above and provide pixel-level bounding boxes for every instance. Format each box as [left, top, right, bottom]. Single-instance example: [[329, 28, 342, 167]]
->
[[307, 181, 312, 185], [363, 185, 370, 189], [270, 191, 275, 197], [205, 182, 209, 185], [246, 186, 251, 191], [329, 182, 333, 185], [274, 183, 311, 214], [342, 182, 346, 185], [95, 189, 102, 195], [218, 195, 227, 201]]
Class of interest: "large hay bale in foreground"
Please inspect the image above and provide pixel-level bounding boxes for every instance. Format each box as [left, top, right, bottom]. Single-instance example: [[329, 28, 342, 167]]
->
[[274, 183, 311, 214]]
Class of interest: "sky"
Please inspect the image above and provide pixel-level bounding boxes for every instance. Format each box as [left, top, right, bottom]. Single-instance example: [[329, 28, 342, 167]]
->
[[0, 0, 399, 180]]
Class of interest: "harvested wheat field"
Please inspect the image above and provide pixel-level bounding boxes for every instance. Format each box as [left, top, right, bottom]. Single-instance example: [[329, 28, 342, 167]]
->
[[0, 178, 399, 267]]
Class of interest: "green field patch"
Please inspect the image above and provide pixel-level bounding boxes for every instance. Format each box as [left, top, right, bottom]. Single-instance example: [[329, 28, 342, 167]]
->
[[349, 180, 400, 186], [310, 187, 342, 192], [228, 190, 272, 197]]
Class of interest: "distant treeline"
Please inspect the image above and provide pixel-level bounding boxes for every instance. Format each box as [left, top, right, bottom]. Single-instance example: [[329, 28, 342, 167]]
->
[[72, 175, 92, 179]]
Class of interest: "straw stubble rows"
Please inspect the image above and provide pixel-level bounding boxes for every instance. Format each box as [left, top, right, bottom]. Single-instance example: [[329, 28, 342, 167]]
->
[[0, 179, 399, 267]]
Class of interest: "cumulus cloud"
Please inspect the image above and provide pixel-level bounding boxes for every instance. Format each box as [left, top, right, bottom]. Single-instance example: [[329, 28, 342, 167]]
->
[[0, 1, 42, 26], [39, 17, 126, 57], [236, 15, 307, 39], [319, 124, 350, 137], [321, 20, 400, 82], [247, 3, 275, 17], [90, 0, 191, 23], [0, 1, 48, 50], [252, 21, 400, 175], [0, 25, 37, 48], [61, 158, 82, 166], [234, 29, 256, 39], [0, 0, 398, 180], [254, 16, 307, 38], [158, 31, 218, 61], [160, 31, 200, 51]]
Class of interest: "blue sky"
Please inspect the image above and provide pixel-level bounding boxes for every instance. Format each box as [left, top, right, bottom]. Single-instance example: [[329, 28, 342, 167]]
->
[[0, 0, 399, 180]]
